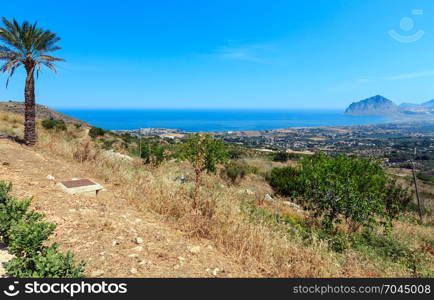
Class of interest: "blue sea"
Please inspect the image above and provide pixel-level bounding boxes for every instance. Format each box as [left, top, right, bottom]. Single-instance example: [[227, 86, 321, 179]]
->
[[58, 109, 388, 132]]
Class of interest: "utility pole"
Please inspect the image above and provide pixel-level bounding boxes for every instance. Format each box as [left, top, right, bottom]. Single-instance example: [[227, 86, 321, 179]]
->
[[410, 147, 423, 221]]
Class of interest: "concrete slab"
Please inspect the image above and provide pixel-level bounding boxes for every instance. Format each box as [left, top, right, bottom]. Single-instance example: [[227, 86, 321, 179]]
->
[[58, 179, 104, 195]]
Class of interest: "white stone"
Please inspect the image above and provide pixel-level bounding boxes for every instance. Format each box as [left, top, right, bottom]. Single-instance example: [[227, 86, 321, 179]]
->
[[264, 194, 273, 201], [283, 201, 302, 211], [188, 245, 201, 254], [135, 237, 143, 244], [91, 270, 105, 277], [46, 175, 55, 180]]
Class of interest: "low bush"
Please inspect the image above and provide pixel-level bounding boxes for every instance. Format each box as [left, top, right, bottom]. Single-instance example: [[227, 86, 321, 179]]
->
[[41, 119, 67, 131], [0, 197, 35, 243], [221, 160, 257, 184], [272, 151, 302, 162], [139, 140, 167, 166], [0, 181, 85, 278], [8, 218, 56, 257], [88, 126, 105, 139], [6, 244, 85, 278], [268, 166, 302, 197], [0, 181, 12, 203], [221, 161, 248, 184], [269, 153, 412, 232]]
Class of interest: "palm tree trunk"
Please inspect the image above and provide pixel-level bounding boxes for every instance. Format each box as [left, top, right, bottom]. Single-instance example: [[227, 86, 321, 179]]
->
[[24, 67, 36, 145]]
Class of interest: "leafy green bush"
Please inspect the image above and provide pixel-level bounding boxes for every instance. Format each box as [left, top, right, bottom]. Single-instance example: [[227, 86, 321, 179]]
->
[[0, 181, 85, 278], [221, 160, 258, 184], [0, 197, 34, 242], [88, 126, 105, 139], [0, 181, 12, 203], [269, 166, 302, 197], [221, 161, 248, 184], [269, 154, 411, 231], [178, 134, 227, 205], [228, 149, 244, 159], [139, 140, 167, 166], [41, 119, 67, 131], [100, 138, 115, 150], [6, 244, 85, 278], [8, 218, 56, 257]]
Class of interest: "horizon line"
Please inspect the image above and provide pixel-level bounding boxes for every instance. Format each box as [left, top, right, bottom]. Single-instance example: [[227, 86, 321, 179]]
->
[[53, 107, 347, 111]]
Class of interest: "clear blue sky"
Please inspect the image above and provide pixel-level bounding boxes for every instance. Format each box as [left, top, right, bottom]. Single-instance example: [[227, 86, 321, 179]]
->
[[1, 0, 434, 109]]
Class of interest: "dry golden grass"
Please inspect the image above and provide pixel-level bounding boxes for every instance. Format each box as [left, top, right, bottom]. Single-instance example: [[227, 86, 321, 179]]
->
[[26, 123, 343, 277]]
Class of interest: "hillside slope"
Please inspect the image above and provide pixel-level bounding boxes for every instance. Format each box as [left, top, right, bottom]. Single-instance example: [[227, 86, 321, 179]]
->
[[0, 138, 254, 277], [0, 101, 87, 126]]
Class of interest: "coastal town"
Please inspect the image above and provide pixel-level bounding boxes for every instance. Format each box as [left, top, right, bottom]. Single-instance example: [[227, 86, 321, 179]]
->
[[115, 120, 434, 175]]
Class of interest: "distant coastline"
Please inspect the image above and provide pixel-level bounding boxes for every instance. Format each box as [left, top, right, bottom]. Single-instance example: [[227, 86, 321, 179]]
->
[[58, 108, 390, 133]]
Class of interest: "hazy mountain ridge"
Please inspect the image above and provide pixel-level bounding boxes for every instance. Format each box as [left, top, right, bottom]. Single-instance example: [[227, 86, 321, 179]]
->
[[345, 95, 434, 116], [345, 95, 399, 115]]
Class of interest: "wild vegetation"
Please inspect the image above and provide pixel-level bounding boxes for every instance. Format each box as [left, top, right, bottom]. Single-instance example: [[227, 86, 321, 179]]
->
[[0, 110, 433, 277], [0, 181, 85, 277], [269, 154, 412, 231]]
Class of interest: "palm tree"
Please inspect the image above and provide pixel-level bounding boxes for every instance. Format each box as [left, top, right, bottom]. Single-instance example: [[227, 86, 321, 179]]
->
[[0, 18, 63, 145]]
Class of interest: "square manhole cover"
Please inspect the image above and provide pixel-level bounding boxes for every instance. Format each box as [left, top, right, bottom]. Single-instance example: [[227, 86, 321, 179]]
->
[[61, 179, 96, 188], [58, 179, 104, 195]]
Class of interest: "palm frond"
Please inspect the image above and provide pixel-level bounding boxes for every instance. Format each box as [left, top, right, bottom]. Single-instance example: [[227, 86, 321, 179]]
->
[[40, 55, 64, 62], [0, 17, 64, 84]]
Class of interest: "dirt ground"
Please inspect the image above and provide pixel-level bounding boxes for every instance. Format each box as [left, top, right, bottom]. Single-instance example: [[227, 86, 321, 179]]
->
[[0, 138, 257, 277]]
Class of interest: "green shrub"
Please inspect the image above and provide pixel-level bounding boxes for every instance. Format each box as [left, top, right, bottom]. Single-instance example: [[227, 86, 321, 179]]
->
[[269, 166, 302, 197], [228, 149, 244, 159], [139, 140, 167, 166], [120, 133, 138, 144], [8, 219, 56, 257], [222, 161, 247, 184], [178, 134, 227, 205], [0, 181, 85, 278], [269, 154, 411, 231], [88, 126, 105, 139], [0, 181, 12, 203], [0, 197, 33, 242], [221, 160, 257, 184], [41, 119, 67, 131], [100, 139, 115, 150], [6, 244, 85, 278]]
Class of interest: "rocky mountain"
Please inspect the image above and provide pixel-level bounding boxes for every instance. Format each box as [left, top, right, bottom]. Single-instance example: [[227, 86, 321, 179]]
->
[[400, 99, 434, 108], [0, 101, 88, 126], [421, 99, 434, 107], [345, 95, 399, 115], [399, 102, 418, 108]]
